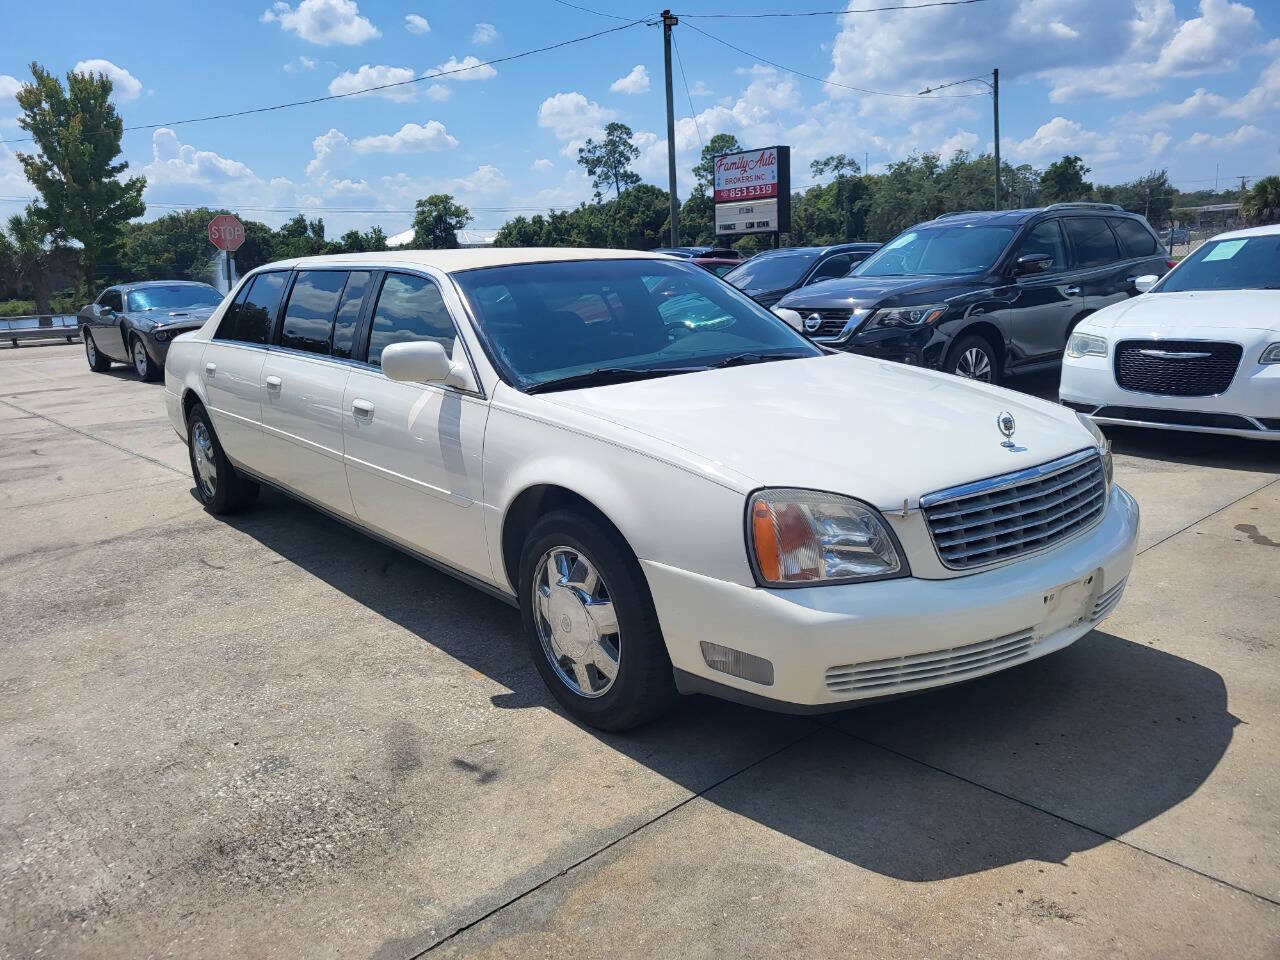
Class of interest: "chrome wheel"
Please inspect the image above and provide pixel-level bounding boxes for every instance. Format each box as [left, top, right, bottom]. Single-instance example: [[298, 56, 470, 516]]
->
[[191, 421, 218, 498], [532, 546, 620, 698], [955, 346, 992, 382], [133, 339, 148, 376], [85, 335, 97, 366]]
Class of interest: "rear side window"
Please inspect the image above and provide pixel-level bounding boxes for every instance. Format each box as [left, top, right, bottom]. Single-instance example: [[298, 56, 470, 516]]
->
[[1109, 218, 1158, 258], [366, 273, 456, 367], [280, 270, 348, 355], [215, 272, 287, 345], [810, 254, 852, 282], [1064, 217, 1121, 268], [332, 271, 372, 359]]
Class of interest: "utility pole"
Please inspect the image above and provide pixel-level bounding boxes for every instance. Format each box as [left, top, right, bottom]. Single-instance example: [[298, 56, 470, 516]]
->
[[662, 10, 679, 247], [992, 68, 1000, 211]]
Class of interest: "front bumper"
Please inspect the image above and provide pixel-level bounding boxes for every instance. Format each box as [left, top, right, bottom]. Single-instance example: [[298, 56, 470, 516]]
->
[[819, 323, 950, 369], [643, 484, 1139, 709]]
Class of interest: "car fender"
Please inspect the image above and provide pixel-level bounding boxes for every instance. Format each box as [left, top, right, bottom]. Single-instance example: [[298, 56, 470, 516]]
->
[[163, 336, 209, 443]]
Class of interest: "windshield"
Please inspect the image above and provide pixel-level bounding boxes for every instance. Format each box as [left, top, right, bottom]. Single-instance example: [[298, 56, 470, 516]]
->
[[127, 285, 223, 311], [1156, 235, 1279, 292], [854, 225, 1015, 277], [724, 251, 818, 291], [453, 259, 821, 391]]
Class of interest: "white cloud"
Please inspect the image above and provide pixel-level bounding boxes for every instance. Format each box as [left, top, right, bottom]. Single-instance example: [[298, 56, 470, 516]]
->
[[1223, 57, 1280, 119], [307, 127, 350, 178], [328, 64, 417, 101], [423, 83, 452, 102], [537, 91, 615, 145], [0, 75, 20, 125], [350, 120, 458, 154], [148, 127, 262, 186], [1185, 123, 1267, 149], [261, 0, 379, 46], [610, 65, 650, 95], [532, 158, 554, 171], [688, 80, 713, 96], [72, 59, 141, 101], [430, 55, 497, 81], [938, 129, 980, 156], [404, 13, 430, 35], [454, 164, 506, 193], [1010, 116, 1112, 162], [1152, 0, 1259, 76], [472, 23, 498, 45], [284, 55, 318, 72], [1133, 87, 1230, 125], [0, 75, 20, 100]]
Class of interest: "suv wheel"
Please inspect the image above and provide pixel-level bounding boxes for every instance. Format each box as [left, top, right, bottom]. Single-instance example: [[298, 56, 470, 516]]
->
[[947, 335, 999, 385]]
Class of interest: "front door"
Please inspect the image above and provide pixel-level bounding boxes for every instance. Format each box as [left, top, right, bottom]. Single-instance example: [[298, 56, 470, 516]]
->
[[94, 288, 128, 360], [341, 272, 492, 581]]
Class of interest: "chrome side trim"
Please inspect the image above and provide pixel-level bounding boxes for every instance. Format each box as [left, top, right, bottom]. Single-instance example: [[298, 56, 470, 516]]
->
[[919, 447, 1097, 509]]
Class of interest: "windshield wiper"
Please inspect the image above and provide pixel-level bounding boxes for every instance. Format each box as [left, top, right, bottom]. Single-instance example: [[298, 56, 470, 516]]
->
[[704, 352, 801, 369], [525, 366, 695, 394]]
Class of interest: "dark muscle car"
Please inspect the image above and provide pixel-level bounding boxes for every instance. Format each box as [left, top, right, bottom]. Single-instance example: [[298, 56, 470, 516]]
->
[[79, 281, 225, 381]]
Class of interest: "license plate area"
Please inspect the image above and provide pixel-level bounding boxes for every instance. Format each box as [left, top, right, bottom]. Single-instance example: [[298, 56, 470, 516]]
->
[[1038, 569, 1102, 637]]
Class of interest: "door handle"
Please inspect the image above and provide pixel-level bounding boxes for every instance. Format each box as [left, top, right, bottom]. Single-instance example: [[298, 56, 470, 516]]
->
[[265, 375, 282, 391], [1065, 285, 1081, 296], [204, 362, 216, 378], [352, 398, 374, 419]]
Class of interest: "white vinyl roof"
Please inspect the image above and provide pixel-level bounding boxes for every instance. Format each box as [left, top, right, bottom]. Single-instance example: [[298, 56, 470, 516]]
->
[[254, 247, 675, 274]]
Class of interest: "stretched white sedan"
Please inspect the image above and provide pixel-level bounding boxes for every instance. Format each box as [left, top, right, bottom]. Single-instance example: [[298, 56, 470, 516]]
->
[[164, 249, 1138, 730], [1061, 224, 1280, 439]]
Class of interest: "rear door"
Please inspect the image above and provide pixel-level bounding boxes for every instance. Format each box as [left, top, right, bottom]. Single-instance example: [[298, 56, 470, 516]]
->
[[341, 271, 492, 580], [1109, 216, 1169, 289], [1062, 216, 1129, 317], [202, 271, 288, 472], [258, 269, 368, 517], [1003, 218, 1079, 365]]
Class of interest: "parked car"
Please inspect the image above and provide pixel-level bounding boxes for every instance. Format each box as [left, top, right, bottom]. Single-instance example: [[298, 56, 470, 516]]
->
[[164, 249, 1136, 730], [80, 281, 226, 381], [691, 256, 741, 278], [724, 243, 881, 307], [772, 204, 1173, 384], [652, 246, 742, 260], [1061, 223, 1280, 440]]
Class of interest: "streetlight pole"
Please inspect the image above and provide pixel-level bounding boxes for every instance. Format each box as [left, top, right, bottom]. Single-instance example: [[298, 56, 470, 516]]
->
[[920, 67, 1001, 211], [662, 10, 680, 247]]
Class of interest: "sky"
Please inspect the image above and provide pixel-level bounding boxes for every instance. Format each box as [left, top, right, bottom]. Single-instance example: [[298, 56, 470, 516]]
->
[[3, 0, 1279, 239]]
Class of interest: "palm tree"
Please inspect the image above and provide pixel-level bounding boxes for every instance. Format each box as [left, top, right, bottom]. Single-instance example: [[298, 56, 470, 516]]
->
[[2, 207, 57, 320], [1242, 176, 1280, 225]]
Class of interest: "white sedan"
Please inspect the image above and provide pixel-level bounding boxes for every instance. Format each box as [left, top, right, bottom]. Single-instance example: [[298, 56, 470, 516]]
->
[[1061, 224, 1280, 439], [164, 249, 1138, 730]]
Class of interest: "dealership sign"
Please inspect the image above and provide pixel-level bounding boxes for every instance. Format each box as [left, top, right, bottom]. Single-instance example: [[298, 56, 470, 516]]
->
[[713, 146, 790, 236]]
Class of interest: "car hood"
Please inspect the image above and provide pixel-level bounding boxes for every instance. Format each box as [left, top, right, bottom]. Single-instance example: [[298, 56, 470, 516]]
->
[[776, 274, 977, 310], [1082, 290, 1280, 334], [537, 353, 1095, 509], [128, 306, 217, 329]]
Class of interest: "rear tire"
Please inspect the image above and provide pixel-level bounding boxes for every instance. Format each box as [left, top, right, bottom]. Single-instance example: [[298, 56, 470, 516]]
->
[[946, 334, 1000, 385], [187, 403, 259, 514], [132, 335, 161, 382], [85, 331, 111, 372], [519, 509, 677, 731]]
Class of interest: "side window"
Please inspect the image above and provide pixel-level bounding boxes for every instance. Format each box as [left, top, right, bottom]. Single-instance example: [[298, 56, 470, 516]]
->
[[215, 271, 286, 345], [1110, 218, 1158, 258], [1017, 220, 1067, 271], [279, 270, 348, 355], [332, 271, 372, 360], [1064, 217, 1121, 268], [810, 254, 851, 282], [366, 273, 456, 368], [99, 290, 123, 312]]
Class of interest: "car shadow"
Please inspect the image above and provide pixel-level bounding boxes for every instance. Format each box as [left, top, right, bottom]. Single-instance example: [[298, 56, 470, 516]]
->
[[219, 488, 1237, 884]]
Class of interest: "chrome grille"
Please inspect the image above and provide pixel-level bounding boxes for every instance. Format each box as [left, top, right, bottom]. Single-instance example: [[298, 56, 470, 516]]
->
[[1114, 339, 1242, 397], [802, 309, 853, 339], [825, 630, 1036, 693], [922, 450, 1107, 570]]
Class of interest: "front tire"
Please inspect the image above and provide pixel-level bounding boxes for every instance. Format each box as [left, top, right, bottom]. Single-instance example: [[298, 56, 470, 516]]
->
[[519, 510, 677, 731], [187, 404, 259, 514], [132, 336, 161, 382], [947, 334, 1000, 385], [85, 331, 111, 372]]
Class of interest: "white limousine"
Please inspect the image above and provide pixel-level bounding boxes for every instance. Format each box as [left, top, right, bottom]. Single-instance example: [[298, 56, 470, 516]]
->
[[164, 249, 1139, 730]]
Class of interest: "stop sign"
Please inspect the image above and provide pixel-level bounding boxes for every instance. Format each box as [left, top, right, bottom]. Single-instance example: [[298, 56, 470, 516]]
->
[[208, 214, 245, 252]]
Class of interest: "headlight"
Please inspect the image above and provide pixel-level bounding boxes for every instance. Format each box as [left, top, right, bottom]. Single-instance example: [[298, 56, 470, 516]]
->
[[748, 488, 905, 586], [1066, 332, 1108, 358], [153, 329, 170, 341], [1077, 412, 1113, 490], [862, 303, 947, 331], [1260, 342, 1280, 364]]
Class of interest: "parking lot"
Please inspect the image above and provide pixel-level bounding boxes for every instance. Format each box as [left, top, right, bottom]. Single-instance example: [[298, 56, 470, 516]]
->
[[2, 341, 1278, 958]]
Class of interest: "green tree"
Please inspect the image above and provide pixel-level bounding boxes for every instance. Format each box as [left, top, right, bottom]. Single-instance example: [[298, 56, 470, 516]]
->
[[810, 154, 864, 241], [578, 122, 641, 202], [335, 225, 389, 253], [411, 195, 473, 249], [1039, 155, 1092, 204], [15, 62, 146, 295], [0, 207, 61, 317], [1241, 175, 1280, 224], [692, 133, 744, 191]]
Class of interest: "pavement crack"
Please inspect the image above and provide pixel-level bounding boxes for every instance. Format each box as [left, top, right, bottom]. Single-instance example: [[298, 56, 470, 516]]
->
[[1137, 476, 1280, 558], [0, 397, 186, 477]]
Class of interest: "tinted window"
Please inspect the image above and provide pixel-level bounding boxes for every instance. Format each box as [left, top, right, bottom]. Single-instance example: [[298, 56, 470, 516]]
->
[[1156, 235, 1279, 292], [810, 254, 852, 282], [332, 271, 371, 359], [99, 290, 123, 312], [1017, 220, 1067, 271], [1110, 218, 1158, 258], [127, 285, 222, 311], [1064, 217, 1121, 268], [366, 274, 456, 367], [215, 272, 286, 345], [280, 271, 348, 355]]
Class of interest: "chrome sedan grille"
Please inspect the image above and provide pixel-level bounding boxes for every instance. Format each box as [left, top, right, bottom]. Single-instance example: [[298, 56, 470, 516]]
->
[[1114, 339, 1242, 397], [921, 450, 1107, 570]]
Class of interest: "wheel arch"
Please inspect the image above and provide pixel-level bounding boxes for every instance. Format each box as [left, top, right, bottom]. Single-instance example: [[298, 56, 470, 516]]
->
[[499, 483, 632, 596], [950, 319, 1006, 371]]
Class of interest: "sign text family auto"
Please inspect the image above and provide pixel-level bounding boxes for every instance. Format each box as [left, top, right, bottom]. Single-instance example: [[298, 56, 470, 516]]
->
[[713, 146, 791, 236]]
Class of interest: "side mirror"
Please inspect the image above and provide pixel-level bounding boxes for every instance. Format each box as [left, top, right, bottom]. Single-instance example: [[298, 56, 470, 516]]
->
[[772, 308, 805, 333], [1014, 253, 1054, 276], [1134, 275, 1159, 293], [381, 341, 470, 389]]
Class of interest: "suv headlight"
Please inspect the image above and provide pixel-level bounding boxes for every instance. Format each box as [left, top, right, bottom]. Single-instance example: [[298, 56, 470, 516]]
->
[[862, 303, 947, 331], [1067, 331, 1108, 358], [748, 489, 906, 586], [1260, 342, 1280, 364], [1077, 413, 1113, 490]]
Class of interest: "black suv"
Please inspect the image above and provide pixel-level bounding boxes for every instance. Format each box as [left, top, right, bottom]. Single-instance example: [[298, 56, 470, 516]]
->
[[773, 204, 1172, 383], [724, 242, 882, 308]]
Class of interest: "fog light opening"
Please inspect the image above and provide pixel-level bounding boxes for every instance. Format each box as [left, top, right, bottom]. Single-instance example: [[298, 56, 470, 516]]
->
[[699, 641, 774, 686]]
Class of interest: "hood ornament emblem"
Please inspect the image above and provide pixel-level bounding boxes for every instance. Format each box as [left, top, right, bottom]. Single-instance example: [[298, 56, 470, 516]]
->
[[803, 312, 823, 333], [997, 411, 1017, 448]]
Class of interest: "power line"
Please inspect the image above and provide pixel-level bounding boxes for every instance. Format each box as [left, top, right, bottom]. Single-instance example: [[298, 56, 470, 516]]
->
[[0, 17, 650, 145], [548, 0, 637, 20], [671, 28, 704, 150], [681, 20, 985, 99], [675, 0, 988, 17]]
